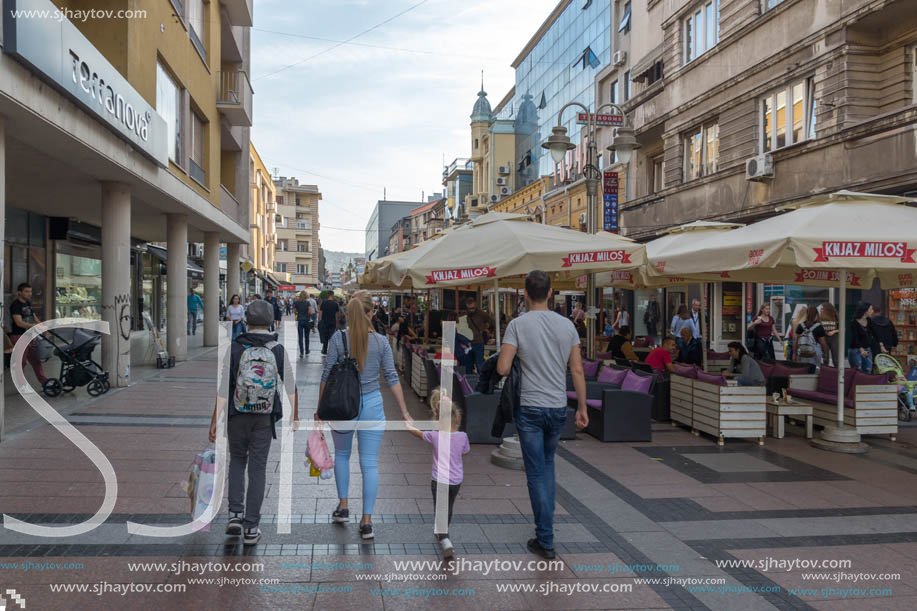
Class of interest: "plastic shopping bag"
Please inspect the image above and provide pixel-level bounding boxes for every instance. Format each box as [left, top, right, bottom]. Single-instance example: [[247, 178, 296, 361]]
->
[[181, 448, 217, 532]]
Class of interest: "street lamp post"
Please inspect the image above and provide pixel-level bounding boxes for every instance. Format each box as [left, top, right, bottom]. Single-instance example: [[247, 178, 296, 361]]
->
[[542, 102, 639, 359]]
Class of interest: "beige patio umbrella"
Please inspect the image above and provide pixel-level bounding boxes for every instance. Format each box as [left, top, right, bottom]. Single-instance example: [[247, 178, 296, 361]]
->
[[649, 190, 917, 447], [382, 212, 646, 348]]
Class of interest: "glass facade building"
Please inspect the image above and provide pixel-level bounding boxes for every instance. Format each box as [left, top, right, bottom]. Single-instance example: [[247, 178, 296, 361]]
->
[[505, 0, 611, 187]]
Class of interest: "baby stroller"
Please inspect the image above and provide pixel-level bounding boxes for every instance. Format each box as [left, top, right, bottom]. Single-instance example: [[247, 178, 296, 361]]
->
[[874, 353, 917, 422], [41, 329, 110, 398]]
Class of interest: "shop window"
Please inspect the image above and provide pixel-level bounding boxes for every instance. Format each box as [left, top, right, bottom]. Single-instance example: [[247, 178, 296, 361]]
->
[[156, 62, 183, 164], [684, 0, 720, 64], [760, 77, 815, 153], [684, 122, 718, 180], [55, 244, 101, 321]]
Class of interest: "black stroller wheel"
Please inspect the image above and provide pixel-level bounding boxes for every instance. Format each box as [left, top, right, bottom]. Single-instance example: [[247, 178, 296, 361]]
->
[[42, 379, 63, 397], [101, 379, 111, 393], [87, 378, 105, 397]]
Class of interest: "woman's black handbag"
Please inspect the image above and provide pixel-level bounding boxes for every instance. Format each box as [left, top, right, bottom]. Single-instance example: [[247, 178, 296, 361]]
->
[[317, 331, 361, 421]]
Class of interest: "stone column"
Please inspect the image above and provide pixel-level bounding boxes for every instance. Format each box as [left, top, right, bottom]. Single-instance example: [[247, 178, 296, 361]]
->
[[226, 242, 241, 298], [167, 214, 188, 361], [0, 117, 6, 441], [203, 232, 220, 347], [101, 182, 132, 386]]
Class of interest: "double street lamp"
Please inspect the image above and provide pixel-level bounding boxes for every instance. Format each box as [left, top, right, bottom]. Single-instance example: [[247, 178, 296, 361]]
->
[[542, 102, 639, 358]]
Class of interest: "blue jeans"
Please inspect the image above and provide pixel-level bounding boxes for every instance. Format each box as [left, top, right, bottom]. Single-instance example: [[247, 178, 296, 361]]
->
[[470, 343, 485, 374], [848, 348, 873, 373], [331, 390, 385, 516], [297, 320, 311, 355], [187, 310, 198, 335], [231, 320, 245, 340], [514, 405, 567, 550]]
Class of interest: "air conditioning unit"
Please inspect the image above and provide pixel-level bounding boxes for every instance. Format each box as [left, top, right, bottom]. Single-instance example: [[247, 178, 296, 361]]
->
[[496, 177, 507, 186], [498, 165, 511, 175], [499, 186, 511, 196], [745, 153, 775, 181], [578, 213, 587, 224], [489, 194, 500, 203], [613, 50, 627, 66]]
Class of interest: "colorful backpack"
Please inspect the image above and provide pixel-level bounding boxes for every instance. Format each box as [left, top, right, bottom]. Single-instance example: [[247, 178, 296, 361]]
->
[[233, 341, 280, 414]]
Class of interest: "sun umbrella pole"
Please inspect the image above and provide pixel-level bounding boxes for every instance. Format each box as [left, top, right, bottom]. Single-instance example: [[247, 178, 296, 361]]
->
[[837, 269, 846, 427], [700, 283, 708, 372], [494, 278, 501, 350]]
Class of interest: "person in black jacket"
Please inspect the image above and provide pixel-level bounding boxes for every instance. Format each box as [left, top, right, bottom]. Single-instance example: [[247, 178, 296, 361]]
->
[[849, 302, 877, 373], [869, 305, 898, 355]]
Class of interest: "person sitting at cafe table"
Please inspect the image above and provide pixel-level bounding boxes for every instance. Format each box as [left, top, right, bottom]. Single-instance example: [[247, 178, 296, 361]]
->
[[645, 337, 677, 373], [677, 327, 703, 367], [721, 342, 766, 386], [608, 326, 638, 362]]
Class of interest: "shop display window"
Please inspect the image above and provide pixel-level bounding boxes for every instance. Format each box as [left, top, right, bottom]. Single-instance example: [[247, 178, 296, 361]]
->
[[55, 246, 102, 321], [888, 288, 917, 362]]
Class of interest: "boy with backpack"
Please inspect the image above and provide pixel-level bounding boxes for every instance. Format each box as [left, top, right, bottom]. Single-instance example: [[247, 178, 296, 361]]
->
[[209, 299, 298, 545]]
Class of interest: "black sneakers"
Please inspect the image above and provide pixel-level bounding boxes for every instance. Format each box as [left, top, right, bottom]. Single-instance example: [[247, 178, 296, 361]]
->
[[332, 506, 350, 523], [226, 512, 243, 536], [360, 523, 374, 539], [243, 527, 261, 545], [527, 538, 556, 560]]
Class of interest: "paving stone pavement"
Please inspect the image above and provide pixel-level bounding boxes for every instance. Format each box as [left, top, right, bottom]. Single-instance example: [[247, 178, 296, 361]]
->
[[3, 318, 917, 609]]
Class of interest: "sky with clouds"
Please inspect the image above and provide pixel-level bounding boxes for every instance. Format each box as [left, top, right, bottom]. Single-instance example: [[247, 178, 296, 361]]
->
[[250, 0, 560, 252]]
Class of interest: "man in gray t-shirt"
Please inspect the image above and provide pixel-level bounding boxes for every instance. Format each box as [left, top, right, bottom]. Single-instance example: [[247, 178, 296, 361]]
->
[[497, 270, 587, 561]]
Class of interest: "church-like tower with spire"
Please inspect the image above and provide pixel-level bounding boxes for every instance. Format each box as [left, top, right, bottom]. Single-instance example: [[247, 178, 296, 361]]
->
[[466, 76, 517, 217]]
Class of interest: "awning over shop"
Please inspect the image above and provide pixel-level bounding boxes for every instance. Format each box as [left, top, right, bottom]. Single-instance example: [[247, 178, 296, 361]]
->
[[267, 272, 286, 287], [146, 245, 204, 278], [255, 271, 278, 288]]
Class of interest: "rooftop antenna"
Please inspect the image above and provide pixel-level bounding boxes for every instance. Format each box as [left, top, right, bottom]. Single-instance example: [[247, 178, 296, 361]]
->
[[272, 167, 279, 179], [383, 187, 387, 201], [481, 70, 484, 91]]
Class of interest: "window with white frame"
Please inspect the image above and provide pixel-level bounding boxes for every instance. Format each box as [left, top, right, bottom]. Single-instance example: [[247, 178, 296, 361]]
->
[[277, 239, 287, 251], [276, 263, 286, 273], [651, 155, 665, 193], [155, 62, 182, 163], [684, 0, 720, 64], [684, 122, 718, 181], [189, 109, 205, 184], [297, 264, 308, 275], [187, 0, 206, 58], [760, 77, 816, 153], [618, 1, 631, 34]]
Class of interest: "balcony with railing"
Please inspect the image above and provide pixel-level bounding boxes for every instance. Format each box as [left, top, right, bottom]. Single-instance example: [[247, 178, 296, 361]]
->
[[217, 70, 253, 127]]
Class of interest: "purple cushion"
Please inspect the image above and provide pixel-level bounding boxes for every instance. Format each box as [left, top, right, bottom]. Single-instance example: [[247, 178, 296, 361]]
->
[[816, 366, 838, 394], [843, 367, 857, 397], [757, 361, 775, 378], [458, 375, 474, 397], [586, 399, 603, 409], [708, 350, 731, 360], [845, 398, 855, 409], [597, 367, 628, 385], [851, 370, 889, 393], [696, 370, 728, 386], [673, 364, 698, 379], [566, 390, 578, 402], [621, 370, 653, 394], [774, 363, 812, 378], [582, 359, 600, 377]]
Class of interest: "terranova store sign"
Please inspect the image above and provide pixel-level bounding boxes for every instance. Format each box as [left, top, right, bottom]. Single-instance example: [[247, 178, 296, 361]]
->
[[3, 0, 168, 166]]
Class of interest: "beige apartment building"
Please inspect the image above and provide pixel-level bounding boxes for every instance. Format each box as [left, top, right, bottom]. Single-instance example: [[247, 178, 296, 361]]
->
[[592, 0, 917, 346], [246, 143, 280, 294], [273, 177, 321, 288]]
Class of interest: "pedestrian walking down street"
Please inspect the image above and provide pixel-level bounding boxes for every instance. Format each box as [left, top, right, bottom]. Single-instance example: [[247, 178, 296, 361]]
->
[[225, 294, 246, 340], [307, 294, 319, 330], [869, 305, 899, 355], [8, 282, 48, 384], [187, 289, 204, 336], [819, 302, 841, 366], [850, 302, 878, 373], [318, 293, 341, 355], [747, 304, 782, 360], [264, 289, 282, 332], [285, 297, 293, 317], [465, 297, 493, 374], [209, 299, 298, 546], [316, 290, 413, 540], [497, 270, 587, 561], [293, 291, 313, 358], [406, 387, 469, 559]]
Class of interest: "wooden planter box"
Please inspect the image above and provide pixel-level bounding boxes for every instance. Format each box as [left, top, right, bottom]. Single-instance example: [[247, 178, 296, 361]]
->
[[789, 374, 898, 439], [411, 353, 429, 398], [670, 375, 694, 428], [668, 375, 766, 445]]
